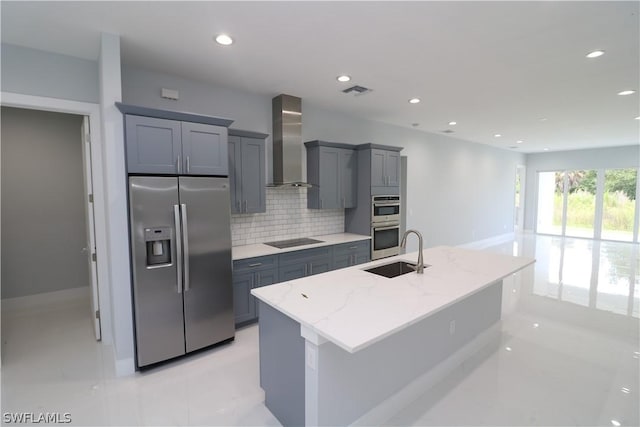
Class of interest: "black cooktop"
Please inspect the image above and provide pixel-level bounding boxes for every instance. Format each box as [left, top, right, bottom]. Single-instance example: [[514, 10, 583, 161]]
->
[[264, 237, 324, 249]]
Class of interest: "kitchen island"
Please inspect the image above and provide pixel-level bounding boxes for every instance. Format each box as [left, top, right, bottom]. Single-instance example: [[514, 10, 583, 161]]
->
[[251, 246, 534, 426]]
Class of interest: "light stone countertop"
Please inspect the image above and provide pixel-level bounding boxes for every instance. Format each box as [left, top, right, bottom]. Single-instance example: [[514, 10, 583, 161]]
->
[[231, 232, 371, 260], [251, 246, 535, 353]]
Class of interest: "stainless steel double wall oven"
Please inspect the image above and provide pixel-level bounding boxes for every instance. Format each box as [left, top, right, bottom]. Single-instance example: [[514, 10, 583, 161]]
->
[[371, 195, 401, 260]]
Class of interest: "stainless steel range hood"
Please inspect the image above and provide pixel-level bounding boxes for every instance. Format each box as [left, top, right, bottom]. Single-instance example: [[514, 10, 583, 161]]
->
[[270, 94, 311, 187]]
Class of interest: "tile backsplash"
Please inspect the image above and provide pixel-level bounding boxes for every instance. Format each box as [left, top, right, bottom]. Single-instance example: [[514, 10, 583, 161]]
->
[[231, 187, 344, 246]]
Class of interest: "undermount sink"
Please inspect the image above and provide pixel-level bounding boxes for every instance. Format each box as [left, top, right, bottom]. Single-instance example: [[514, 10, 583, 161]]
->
[[364, 261, 429, 278]]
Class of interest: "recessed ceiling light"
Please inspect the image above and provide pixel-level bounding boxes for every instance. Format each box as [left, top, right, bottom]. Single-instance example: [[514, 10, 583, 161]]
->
[[635, 116, 640, 120], [618, 90, 636, 96], [215, 34, 234, 46], [494, 134, 502, 138], [408, 98, 421, 104], [611, 420, 621, 427], [516, 140, 523, 144], [586, 50, 605, 58], [448, 121, 457, 126], [337, 75, 351, 83], [543, 148, 549, 151]]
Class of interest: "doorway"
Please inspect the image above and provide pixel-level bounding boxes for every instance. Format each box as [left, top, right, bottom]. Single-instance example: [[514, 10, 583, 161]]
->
[[514, 165, 526, 232], [1, 107, 100, 339]]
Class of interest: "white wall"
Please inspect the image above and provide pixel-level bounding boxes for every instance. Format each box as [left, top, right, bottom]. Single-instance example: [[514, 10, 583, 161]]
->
[[1, 43, 99, 103], [99, 33, 134, 375], [302, 104, 525, 248], [523, 145, 640, 231], [122, 66, 524, 250]]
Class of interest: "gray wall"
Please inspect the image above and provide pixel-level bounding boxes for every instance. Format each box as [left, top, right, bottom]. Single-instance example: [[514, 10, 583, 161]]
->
[[523, 145, 640, 230], [1, 107, 89, 299], [1, 43, 99, 103], [121, 65, 524, 250]]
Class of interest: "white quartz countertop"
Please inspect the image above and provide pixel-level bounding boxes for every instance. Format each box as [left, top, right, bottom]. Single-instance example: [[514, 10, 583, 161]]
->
[[251, 246, 535, 353], [232, 233, 371, 260]]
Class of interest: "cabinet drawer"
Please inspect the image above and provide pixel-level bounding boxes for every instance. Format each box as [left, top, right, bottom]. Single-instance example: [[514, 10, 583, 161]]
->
[[279, 246, 333, 266], [233, 255, 278, 272], [332, 240, 370, 257]]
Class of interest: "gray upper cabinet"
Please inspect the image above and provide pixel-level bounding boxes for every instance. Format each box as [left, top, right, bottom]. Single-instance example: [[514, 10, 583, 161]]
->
[[118, 104, 234, 176], [125, 115, 182, 174], [305, 141, 357, 209], [181, 122, 228, 176], [228, 130, 268, 214], [340, 149, 357, 207], [371, 148, 401, 189]]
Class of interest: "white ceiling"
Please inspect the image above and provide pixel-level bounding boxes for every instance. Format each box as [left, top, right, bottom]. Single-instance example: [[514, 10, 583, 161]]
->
[[2, 1, 639, 153]]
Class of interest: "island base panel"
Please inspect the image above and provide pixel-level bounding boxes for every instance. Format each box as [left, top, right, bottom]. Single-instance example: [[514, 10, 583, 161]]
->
[[260, 281, 503, 426], [258, 302, 305, 427]]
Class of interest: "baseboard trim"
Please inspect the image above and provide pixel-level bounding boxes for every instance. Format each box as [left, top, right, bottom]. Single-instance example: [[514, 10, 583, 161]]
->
[[457, 232, 515, 250], [1, 286, 90, 313], [114, 356, 136, 377], [350, 322, 502, 426]]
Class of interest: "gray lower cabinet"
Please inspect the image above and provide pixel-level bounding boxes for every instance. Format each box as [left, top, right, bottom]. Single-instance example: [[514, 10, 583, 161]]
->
[[233, 241, 370, 328], [305, 141, 357, 209], [279, 246, 333, 281], [332, 240, 371, 269], [232, 255, 278, 326], [229, 130, 268, 214], [125, 114, 228, 175]]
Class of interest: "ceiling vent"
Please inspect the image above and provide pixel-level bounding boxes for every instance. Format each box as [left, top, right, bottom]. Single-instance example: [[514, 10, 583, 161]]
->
[[342, 85, 372, 96]]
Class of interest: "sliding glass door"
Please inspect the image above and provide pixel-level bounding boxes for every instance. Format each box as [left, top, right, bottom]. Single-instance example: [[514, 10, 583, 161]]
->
[[536, 171, 565, 235], [565, 170, 597, 238], [601, 169, 637, 242], [536, 168, 639, 242]]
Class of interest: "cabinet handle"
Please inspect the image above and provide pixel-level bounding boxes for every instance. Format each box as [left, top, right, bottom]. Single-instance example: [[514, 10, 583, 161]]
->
[[249, 263, 262, 267], [304, 264, 308, 275], [309, 263, 313, 275], [236, 201, 241, 212], [349, 246, 358, 249], [256, 272, 261, 284], [320, 199, 323, 209], [176, 155, 181, 173], [186, 156, 191, 173], [244, 200, 248, 212]]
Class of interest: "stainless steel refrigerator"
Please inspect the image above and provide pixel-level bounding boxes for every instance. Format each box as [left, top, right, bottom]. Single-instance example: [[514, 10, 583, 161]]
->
[[129, 176, 234, 368]]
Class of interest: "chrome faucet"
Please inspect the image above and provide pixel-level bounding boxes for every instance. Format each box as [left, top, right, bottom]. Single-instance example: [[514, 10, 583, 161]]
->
[[400, 229, 424, 273]]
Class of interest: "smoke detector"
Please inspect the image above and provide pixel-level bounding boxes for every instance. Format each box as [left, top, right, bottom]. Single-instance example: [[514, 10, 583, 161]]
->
[[342, 85, 373, 96]]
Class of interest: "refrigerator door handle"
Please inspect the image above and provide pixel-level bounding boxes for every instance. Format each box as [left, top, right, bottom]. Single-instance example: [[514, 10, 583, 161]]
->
[[181, 203, 190, 292], [173, 204, 183, 294]]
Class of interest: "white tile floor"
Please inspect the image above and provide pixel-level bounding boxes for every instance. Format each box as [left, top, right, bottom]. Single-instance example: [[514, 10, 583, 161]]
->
[[2, 234, 639, 426]]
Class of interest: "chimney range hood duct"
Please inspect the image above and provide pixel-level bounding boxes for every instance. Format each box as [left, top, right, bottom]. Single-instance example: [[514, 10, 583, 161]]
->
[[270, 94, 311, 187]]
